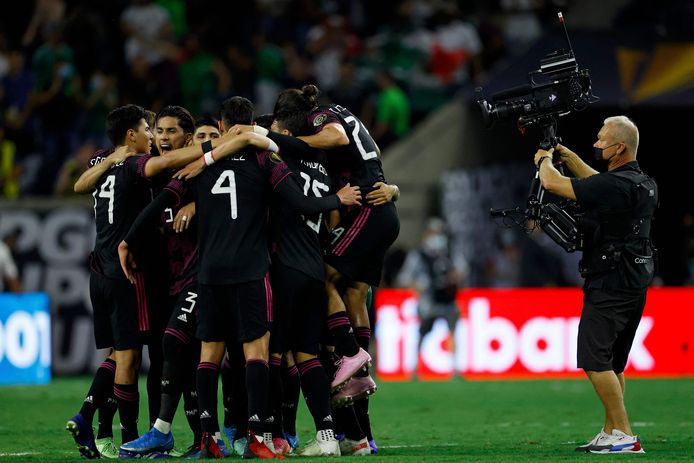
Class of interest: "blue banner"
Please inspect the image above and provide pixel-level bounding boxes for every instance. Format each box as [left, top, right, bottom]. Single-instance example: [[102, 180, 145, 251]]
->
[[0, 293, 51, 385]]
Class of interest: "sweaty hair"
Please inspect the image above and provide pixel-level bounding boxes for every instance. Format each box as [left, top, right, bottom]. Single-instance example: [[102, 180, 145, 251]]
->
[[220, 96, 254, 127], [273, 84, 321, 115], [195, 115, 219, 129], [274, 110, 310, 136], [106, 104, 148, 146], [253, 113, 274, 130], [156, 105, 195, 134], [604, 115, 639, 155]]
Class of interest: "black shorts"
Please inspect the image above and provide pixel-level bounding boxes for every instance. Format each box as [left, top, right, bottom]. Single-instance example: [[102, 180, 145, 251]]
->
[[577, 287, 648, 373], [325, 203, 400, 286], [90, 270, 148, 350], [197, 277, 272, 344], [269, 263, 325, 356], [164, 283, 199, 345]]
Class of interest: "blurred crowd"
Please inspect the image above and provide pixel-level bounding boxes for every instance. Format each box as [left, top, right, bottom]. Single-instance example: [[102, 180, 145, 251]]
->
[[0, 0, 567, 198]]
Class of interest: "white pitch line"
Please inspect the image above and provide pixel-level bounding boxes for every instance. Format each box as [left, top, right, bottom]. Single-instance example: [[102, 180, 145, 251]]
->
[[380, 443, 462, 449], [0, 453, 39, 457]]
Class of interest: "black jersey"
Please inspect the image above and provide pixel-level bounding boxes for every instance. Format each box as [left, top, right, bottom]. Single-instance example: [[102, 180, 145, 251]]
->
[[270, 151, 332, 282], [308, 104, 386, 191], [90, 154, 153, 279], [195, 149, 341, 285], [160, 179, 198, 295]]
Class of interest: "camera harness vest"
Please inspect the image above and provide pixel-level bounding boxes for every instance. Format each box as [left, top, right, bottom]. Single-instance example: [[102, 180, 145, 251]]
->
[[579, 165, 658, 277]]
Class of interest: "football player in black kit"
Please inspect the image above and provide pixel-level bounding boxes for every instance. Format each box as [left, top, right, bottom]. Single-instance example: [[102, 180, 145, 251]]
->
[[269, 85, 400, 454], [66, 104, 224, 459], [116, 106, 210, 458], [173, 96, 361, 459], [264, 111, 343, 456]]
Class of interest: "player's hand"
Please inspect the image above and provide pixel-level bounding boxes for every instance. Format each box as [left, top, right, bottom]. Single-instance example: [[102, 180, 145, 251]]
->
[[174, 202, 195, 233], [534, 148, 554, 168], [554, 144, 575, 161], [336, 183, 362, 206], [118, 240, 137, 284], [366, 181, 398, 206], [229, 124, 254, 135], [175, 158, 206, 180], [109, 145, 136, 164]]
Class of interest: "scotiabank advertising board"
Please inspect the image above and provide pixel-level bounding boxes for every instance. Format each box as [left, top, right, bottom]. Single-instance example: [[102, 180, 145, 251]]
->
[[374, 288, 694, 380]]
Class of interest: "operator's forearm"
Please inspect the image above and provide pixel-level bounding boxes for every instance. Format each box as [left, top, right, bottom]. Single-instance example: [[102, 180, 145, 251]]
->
[[563, 152, 598, 178], [297, 124, 349, 149], [539, 162, 576, 200]]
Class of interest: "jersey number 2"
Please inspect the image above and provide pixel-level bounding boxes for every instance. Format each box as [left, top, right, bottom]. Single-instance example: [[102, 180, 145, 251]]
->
[[344, 116, 377, 160], [211, 170, 238, 219]]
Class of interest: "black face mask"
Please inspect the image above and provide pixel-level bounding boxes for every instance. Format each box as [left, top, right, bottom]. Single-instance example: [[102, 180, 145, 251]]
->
[[594, 143, 620, 161]]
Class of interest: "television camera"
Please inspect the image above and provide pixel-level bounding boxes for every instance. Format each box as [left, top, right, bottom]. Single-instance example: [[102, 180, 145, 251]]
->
[[477, 12, 599, 253]]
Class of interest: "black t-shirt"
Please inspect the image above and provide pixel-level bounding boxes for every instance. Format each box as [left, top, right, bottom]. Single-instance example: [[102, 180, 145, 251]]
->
[[270, 148, 332, 282], [308, 104, 386, 192], [90, 154, 153, 279], [195, 149, 341, 285]]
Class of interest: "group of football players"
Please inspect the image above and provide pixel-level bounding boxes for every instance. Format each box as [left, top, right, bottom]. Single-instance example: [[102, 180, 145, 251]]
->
[[65, 84, 400, 459]]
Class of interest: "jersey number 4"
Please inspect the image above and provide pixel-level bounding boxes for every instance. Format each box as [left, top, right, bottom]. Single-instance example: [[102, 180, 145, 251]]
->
[[212, 170, 238, 219], [93, 174, 116, 224]]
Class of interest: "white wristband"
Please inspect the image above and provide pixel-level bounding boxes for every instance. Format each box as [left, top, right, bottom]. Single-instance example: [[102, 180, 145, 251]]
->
[[253, 125, 269, 136], [203, 150, 215, 166], [267, 140, 279, 153]]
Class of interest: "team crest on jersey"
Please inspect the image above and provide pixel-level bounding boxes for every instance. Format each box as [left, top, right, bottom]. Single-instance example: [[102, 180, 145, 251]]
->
[[313, 114, 327, 126]]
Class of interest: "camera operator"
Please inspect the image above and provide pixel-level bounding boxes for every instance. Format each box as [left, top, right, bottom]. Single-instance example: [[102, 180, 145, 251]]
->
[[533, 116, 657, 454]]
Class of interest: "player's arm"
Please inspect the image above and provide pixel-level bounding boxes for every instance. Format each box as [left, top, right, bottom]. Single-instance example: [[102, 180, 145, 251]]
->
[[173, 132, 278, 180], [73, 146, 135, 193], [297, 122, 349, 149], [534, 149, 576, 200], [118, 181, 184, 282]]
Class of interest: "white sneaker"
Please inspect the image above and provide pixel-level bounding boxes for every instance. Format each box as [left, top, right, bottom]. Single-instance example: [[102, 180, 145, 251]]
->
[[575, 428, 608, 452], [339, 436, 371, 456], [589, 429, 645, 454], [299, 429, 341, 456]]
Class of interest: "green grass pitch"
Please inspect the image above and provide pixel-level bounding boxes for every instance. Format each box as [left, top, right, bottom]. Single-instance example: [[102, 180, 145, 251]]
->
[[0, 377, 692, 461]]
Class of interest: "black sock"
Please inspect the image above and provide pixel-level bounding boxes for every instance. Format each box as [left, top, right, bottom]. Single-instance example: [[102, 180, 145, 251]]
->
[[353, 327, 371, 378], [320, 349, 339, 382], [281, 363, 300, 436], [352, 327, 373, 440], [183, 388, 201, 445], [79, 358, 116, 424], [333, 405, 364, 441], [246, 359, 269, 436], [326, 312, 359, 357], [269, 356, 284, 437], [222, 349, 247, 431], [147, 341, 164, 428], [114, 383, 139, 444], [196, 361, 220, 435], [354, 398, 373, 441], [158, 331, 190, 424], [297, 358, 333, 432], [97, 395, 118, 439]]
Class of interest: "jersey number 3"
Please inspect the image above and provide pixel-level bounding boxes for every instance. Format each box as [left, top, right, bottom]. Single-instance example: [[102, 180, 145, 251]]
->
[[212, 170, 238, 219]]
